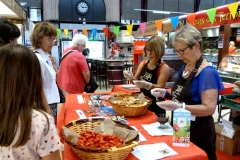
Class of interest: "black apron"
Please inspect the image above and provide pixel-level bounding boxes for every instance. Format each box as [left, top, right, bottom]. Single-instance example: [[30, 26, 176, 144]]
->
[[139, 59, 166, 115], [171, 56, 217, 160]]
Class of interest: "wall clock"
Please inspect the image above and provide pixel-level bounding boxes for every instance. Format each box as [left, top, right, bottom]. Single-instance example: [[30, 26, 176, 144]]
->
[[76, 1, 89, 15]]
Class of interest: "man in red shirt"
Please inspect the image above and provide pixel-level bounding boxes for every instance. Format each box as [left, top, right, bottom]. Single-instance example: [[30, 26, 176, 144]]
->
[[57, 34, 90, 94]]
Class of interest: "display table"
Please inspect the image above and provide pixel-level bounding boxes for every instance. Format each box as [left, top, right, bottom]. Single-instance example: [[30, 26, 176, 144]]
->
[[57, 92, 208, 160]]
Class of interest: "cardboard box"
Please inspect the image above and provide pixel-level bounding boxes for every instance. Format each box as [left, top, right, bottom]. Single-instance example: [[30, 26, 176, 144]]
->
[[172, 108, 191, 147], [215, 122, 240, 155]]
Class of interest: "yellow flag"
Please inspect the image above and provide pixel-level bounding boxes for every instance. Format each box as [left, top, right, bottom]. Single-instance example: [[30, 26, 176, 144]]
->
[[228, 2, 239, 19], [126, 24, 133, 35], [64, 29, 68, 38]]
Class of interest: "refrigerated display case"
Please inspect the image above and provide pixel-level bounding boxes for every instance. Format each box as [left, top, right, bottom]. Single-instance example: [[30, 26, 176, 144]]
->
[[218, 54, 240, 83]]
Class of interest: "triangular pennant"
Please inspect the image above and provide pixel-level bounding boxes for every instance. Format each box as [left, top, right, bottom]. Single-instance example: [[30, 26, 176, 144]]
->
[[187, 13, 196, 25], [73, 29, 78, 35], [206, 8, 217, 24], [155, 20, 162, 32], [140, 22, 147, 34], [228, 2, 239, 19], [56, 29, 61, 38], [113, 26, 120, 37], [126, 24, 133, 35], [82, 29, 88, 36], [92, 28, 97, 39], [103, 27, 109, 38], [170, 16, 179, 31], [64, 29, 69, 38]]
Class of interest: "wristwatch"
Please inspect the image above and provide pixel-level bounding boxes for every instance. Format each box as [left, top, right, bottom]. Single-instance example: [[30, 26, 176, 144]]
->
[[181, 102, 186, 109]]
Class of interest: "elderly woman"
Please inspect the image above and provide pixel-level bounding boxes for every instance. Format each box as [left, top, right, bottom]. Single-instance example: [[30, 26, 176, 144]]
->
[[123, 36, 170, 115], [151, 25, 224, 160], [30, 21, 60, 121]]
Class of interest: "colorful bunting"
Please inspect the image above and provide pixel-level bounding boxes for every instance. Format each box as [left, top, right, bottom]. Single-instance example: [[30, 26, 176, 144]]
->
[[103, 27, 109, 38], [170, 16, 179, 31], [82, 29, 88, 36], [206, 8, 217, 24], [228, 2, 239, 19], [113, 26, 120, 37], [126, 24, 133, 35], [73, 29, 78, 35], [187, 13, 196, 25], [155, 20, 162, 32], [92, 28, 97, 39], [56, 29, 61, 38], [64, 29, 68, 38], [56, 3, 240, 39], [140, 22, 147, 34]]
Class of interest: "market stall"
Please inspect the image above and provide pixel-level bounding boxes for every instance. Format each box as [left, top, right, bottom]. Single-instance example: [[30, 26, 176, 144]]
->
[[57, 92, 208, 160]]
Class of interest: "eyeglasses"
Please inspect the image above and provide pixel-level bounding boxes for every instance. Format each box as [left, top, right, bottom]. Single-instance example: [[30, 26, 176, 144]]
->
[[46, 37, 56, 43], [145, 49, 152, 53], [173, 46, 189, 55]]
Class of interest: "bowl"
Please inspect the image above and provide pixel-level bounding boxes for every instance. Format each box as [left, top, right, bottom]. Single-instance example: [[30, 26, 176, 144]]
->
[[156, 114, 169, 129]]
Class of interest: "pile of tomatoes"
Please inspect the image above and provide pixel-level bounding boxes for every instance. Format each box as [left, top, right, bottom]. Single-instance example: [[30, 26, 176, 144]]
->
[[77, 130, 124, 149]]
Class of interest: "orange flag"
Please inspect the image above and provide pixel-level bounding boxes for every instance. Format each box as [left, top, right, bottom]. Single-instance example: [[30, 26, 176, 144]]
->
[[103, 27, 109, 38], [155, 20, 162, 32], [82, 29, 88, 36], [187, 13, 196, 25]]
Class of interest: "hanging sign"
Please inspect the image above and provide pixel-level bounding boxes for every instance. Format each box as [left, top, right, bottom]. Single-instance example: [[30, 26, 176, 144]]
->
[[193, 3, 240, 29]]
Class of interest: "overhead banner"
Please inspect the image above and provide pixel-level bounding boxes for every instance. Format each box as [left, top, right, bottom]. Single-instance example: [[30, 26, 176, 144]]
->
[[193, 2, 240, 29]]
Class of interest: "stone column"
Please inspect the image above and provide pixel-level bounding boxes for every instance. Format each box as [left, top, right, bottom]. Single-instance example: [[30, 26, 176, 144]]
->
[[42, 0, 59, 27], [104, 0, 120, 22]]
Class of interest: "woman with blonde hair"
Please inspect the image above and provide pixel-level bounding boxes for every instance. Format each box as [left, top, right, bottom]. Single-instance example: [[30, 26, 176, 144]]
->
[[30, 21, 60, 121], [123, 36, 170, 115], [0, 44, 60, 159]]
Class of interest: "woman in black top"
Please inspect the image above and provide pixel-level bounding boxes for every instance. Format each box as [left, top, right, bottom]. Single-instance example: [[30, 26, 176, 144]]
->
[[123, 36, 170, 115]]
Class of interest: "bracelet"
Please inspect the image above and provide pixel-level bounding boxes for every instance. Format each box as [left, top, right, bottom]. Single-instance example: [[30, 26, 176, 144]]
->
[[181, 102, 186, 109]]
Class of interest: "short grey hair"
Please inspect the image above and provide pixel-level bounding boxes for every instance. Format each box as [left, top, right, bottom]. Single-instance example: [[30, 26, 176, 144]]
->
[[72, 34, 88, 47], [172, 24, 202, 49]]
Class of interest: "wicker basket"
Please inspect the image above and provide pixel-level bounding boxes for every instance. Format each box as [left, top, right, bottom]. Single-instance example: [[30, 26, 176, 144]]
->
[[63, 118, 139, 160], [108, 93, 152, 117]]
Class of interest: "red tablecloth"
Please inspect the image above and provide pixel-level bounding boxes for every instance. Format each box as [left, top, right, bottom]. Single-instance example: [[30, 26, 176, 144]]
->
[[57, 92, 208, 160]]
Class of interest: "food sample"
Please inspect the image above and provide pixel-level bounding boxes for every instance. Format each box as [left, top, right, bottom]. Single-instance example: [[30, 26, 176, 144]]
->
[[109, 93, 150, 107]]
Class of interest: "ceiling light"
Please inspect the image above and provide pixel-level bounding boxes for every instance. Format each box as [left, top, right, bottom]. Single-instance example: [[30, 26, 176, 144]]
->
[[0, 1, 16, 15], [20, 2, 27, 6], [152, 11, 171, 14], [135, 9, 189, 15]]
